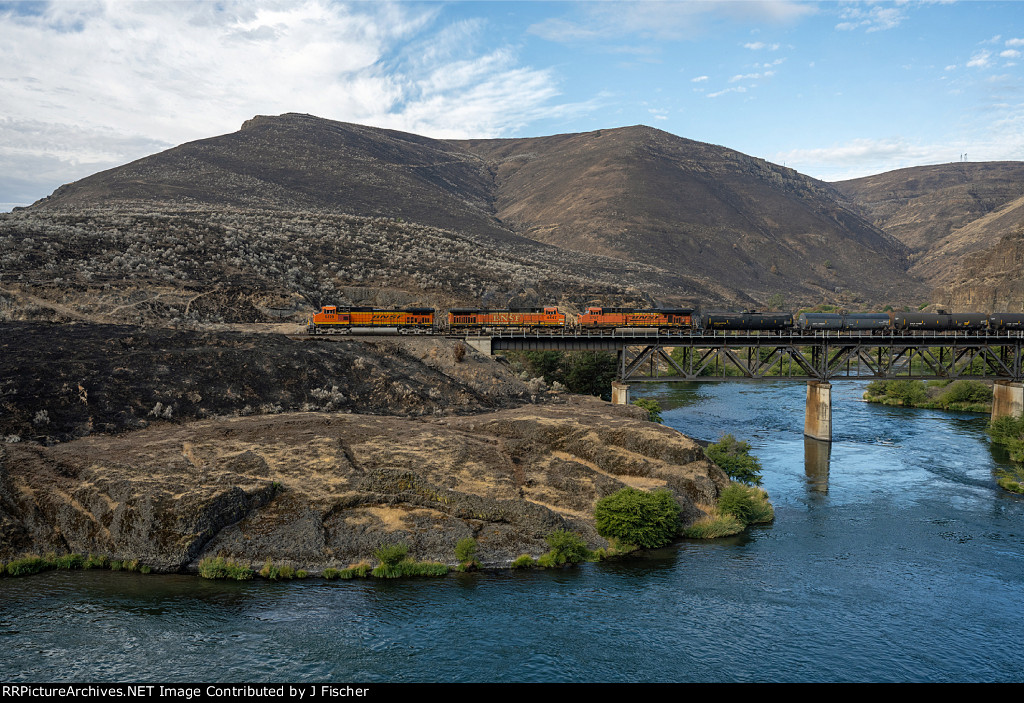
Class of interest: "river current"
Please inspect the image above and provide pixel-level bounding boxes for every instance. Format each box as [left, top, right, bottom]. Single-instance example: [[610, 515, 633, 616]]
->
[[2, 381, 1022, 683]]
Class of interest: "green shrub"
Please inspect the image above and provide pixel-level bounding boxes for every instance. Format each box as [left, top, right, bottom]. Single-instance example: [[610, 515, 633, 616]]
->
[[541, 529, 590, 566], [454, 537, 481, 571], [988, 413, 1024, 463], [6, 556, 48, 577], [259, 560, 299, 580], [717, 483, 775, 526], [339, 562, 372, 579], [53, 553, 84, 570], [594, 487, 681, 548], [373, 542, 409, 567], [84, 554, 109, 570], [536, 552, 558, 568], [632, 398, 663, 423], [996, 468, 1024, 494], [199, 557, 254, 580], [323, 568, 342, 580], [705, 434, 763, 486], [682, 513, 745, 539], [511, 554, 536, 569], [403, 561, 449, 577]]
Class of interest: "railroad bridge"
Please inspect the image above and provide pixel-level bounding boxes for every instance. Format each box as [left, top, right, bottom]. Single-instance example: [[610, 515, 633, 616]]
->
[[464, 329, 1024, 442]]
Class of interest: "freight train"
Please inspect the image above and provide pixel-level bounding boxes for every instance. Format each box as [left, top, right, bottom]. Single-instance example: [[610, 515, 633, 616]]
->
[[307, 304, 1024, 335]]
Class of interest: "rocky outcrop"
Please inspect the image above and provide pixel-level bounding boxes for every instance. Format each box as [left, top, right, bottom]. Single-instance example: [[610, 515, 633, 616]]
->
[[0, 397, 728, 571]]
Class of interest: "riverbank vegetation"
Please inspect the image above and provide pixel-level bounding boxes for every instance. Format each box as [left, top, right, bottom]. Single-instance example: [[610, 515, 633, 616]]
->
[[594, 487, 681, 549], [2, 552, 152, 577], [987, 413, 1024, 494], [683, 484, 775, 538], [684, 434, 775, 538], [631, 398, 663, 423], [863, 379, 992, 412], [704, 434, 764, 486]]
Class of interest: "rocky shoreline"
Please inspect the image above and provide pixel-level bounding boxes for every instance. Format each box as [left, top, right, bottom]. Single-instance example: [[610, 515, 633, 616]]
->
[[0, 396, 730, 574]]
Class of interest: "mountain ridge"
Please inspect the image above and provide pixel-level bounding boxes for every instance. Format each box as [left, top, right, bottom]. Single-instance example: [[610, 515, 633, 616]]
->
[[22, 113, 925, 313]]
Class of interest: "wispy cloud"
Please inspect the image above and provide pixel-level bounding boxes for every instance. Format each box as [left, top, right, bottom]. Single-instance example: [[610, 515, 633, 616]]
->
[[835, 5, 906, 33], [775, 127, 1024, 182], [530, 1, 812, 43], [0, 0, 575, 204]]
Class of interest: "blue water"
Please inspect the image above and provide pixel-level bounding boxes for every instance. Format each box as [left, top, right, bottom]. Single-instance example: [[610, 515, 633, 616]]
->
[[2, 381, 1022, 682]]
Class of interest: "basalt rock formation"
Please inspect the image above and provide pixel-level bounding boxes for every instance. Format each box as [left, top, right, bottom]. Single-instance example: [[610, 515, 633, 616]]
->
[[0, 397, 729, 570]]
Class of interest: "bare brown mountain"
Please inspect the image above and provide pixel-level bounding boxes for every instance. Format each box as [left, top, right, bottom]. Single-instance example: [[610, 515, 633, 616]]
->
[[18, 113, 925, 317], [834, 162, 1024, 311], [456, 126, 918, 307]]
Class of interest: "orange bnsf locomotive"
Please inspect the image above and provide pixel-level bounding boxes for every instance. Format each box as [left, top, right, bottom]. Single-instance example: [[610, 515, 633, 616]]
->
[[448, 306, 566, 331], [308, 305, 435, 334], [578, 307, 695, 332]]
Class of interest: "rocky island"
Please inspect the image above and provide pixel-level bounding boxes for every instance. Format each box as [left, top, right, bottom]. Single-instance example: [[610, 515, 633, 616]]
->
[[0, 324, 731, 574]]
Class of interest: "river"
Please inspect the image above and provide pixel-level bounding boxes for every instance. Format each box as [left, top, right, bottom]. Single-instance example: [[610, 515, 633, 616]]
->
[[2, 381, 1022, 682]]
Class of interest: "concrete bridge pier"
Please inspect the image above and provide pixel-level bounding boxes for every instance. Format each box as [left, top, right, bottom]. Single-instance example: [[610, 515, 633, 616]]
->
[[804, 381, 832, 442], [463, 337, 492, 355], [611, 381, 630, 405], [991, 381, 1024, 423]]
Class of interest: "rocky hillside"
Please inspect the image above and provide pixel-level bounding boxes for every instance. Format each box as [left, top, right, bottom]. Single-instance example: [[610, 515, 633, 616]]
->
[[0, 208, 681, 327], [834, 162, 1024, 311], [0, 322, 539, 445], [0, 397, 729, 570], [13, 113, 926, 313]]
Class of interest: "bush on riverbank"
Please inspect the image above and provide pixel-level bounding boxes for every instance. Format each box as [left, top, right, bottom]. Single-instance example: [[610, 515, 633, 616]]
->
[[538, 529, 591, 566], [987, 413, 1024, 493], [683, 482, 774, 539], [863, 379, 992, 413], [594, 487, 681, 549], [632, 398, 663, 423], [705, 434, 763, 486], [3, 552, 152, 577], [370, 542, 450, 578], [198, 557, 254, 580], [454, 538, 481, 572]]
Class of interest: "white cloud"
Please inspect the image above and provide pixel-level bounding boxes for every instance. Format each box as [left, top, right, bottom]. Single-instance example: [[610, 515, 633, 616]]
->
[[743, 41, 780, 50], [0, 0, 575, 204], [1001, 50, 1022, 59], [691, 75, 709, 82], [967, 50, 993, 68], [729, 71, 774, 82], [1003, 37, 1023, 46], [775, 124, 1024, 182], [835, 5, 906, 33], [707, 86, 748, 98]]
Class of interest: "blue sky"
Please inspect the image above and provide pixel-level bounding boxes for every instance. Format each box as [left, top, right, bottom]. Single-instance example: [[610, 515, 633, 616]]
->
[[2, 1, 1023, 209]]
